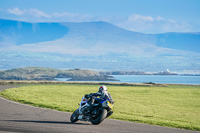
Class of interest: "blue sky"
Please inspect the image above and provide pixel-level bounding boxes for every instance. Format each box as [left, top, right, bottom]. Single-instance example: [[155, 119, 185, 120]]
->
[[0, 0, 200, 33]]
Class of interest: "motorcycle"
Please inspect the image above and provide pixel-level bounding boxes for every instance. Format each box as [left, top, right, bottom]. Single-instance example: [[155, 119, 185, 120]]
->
[[70, 95, 114, 125]]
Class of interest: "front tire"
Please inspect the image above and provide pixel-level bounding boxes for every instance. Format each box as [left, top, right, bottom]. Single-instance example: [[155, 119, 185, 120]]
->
[[70, 109, 79, 123], [91, 109, 107, 125]]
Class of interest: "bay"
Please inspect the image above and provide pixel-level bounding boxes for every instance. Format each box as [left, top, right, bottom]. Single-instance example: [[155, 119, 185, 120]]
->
[[55, 75, 200, 85], [111, 75, 200, 85]]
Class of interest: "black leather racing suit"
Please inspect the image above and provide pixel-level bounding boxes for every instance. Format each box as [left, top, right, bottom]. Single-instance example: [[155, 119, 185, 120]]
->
[[85, 91, 114, 109]]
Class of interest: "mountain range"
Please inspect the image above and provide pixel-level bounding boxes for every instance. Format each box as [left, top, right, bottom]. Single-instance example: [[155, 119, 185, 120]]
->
[[0, 19, 200, 73]]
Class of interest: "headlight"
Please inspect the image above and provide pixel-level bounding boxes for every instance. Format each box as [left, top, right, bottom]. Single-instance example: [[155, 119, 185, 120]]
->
[[102, 101, 108, 107]]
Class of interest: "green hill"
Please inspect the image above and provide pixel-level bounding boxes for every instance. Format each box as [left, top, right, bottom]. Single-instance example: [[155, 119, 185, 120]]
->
[[0, 67, 114, 81]]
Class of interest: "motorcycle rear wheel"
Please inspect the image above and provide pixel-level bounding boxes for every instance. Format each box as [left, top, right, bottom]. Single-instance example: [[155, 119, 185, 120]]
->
[[91, 109, 107, 125], [70, 109, 79, 123]]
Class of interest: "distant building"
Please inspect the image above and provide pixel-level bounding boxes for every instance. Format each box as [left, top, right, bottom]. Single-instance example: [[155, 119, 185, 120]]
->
[[154, 69, 177, 75]]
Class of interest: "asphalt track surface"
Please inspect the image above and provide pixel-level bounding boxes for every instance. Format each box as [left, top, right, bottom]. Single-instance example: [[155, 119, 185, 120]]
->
[[0, 85, 199, 133]]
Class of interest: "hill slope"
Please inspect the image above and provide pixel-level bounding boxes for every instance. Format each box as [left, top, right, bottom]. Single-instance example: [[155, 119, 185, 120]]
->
[[0, 19, 200, 71], [0, 67, 114, 81], [0, 19, 68, 46], [155, 32, 200, 53]]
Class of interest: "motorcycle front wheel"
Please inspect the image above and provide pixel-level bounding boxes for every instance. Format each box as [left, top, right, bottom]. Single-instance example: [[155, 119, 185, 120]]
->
[[70, 109, 79, 123], [91, 109, 107, 125]]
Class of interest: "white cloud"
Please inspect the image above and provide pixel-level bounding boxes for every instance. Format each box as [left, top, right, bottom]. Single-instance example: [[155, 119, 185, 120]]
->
[[114, 14, 191, 33], [28, 9, 50, 18], [162, 21, 190, 32], [128, 14, 154, 22], [7, 7, 24, 15], [155, 16, 164, 21], [53, 12, 77, 17], [3, 8, 193, 33], [169, 19, 176, 23], [6, 8, 50, 18], [5, 8, 92, 22], [52, 12, 93, 22]]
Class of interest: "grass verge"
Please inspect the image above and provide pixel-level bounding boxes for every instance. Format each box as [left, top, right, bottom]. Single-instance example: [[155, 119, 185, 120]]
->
[[0, 84, 200, 131]]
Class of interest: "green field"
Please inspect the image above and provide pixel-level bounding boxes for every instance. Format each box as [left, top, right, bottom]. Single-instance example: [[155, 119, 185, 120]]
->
[[0, 84, 200, 131]]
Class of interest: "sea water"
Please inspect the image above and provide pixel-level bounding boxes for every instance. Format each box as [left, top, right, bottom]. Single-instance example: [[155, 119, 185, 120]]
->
[[111, 75, 200, 85], [55, 75, 200, 85]]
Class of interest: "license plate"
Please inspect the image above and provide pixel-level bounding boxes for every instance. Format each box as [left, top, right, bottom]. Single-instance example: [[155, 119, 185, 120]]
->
[[107, 101, 113, 109]]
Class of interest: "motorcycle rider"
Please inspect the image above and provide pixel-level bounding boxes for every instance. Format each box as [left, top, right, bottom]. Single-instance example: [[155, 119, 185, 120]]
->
[[85, 85, 114, 111], [70, 85, 114, 124]]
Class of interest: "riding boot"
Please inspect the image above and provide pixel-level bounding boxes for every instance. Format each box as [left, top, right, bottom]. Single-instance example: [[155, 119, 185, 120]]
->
[[89, 96, 95, 111]]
